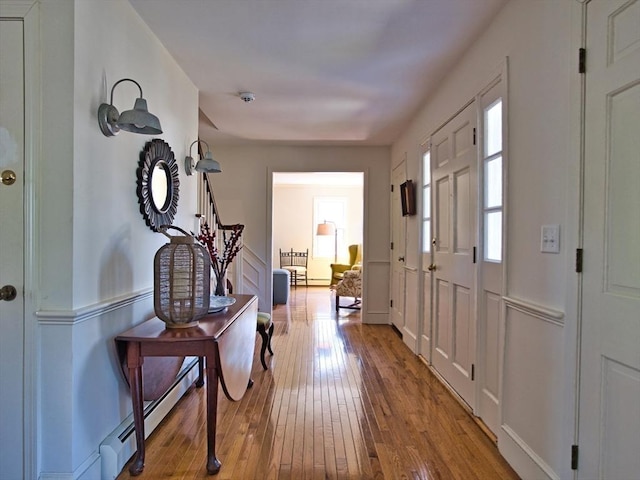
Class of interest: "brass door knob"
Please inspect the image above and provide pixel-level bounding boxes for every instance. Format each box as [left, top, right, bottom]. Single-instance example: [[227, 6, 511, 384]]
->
[[1, 170, 16, 186], [427, 264, 437, 271]]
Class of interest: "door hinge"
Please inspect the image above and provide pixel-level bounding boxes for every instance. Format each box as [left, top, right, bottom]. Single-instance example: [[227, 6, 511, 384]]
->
[[579, 48, 586, 74], [390, 299, 393, 308], [471, 364, 475, 381], [391, 184, 394, 192], [473, 127, 477, 145], [571, 444, 579, 470], [473, 246, 477, 264], [391, 242, 394, 250], [576, 248, 583, 273]]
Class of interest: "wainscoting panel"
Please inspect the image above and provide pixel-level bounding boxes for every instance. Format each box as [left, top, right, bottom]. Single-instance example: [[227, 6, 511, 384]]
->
[[240, 246, 268, 312], [402, 267, 419, 352], [363, 260, 390, 324], [499, 298, 565, 480]]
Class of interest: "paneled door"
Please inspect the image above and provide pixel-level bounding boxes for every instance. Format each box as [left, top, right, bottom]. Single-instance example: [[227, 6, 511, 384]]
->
[[0, 17, 26, 479], [430, 102, 478, 407], [579, 0, 640, 477], [390, 160, 407, 330]]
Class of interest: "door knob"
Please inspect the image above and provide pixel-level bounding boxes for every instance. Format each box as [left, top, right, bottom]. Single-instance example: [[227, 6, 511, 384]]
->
[[0, 285, 17, 301], [427, 264, 437, 271], [1, 170, 16, 186]]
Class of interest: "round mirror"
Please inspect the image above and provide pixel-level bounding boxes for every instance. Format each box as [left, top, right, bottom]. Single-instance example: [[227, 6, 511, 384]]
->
[[150, 161, 170, 212], [137, 139, 180, 231]]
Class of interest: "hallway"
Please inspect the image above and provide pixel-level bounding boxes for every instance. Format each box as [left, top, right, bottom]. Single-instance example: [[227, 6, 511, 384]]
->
[[118, 287, 519, 479]]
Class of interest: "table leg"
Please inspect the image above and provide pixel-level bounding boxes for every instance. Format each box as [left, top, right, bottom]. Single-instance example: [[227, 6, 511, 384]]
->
[[196, 356, 204, 388], [206, 357, 221, 474], [127, 343, 145, 476]]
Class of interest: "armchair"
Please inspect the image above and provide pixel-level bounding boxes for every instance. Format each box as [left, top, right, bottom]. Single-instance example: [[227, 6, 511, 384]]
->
[[335, 269, 361, 312], [329, 244, 362, 286]]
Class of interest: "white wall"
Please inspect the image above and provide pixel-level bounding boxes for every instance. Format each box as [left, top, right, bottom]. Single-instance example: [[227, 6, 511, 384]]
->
[[273, 182, 363, 283], [206, 145, 390, 322], [391, 1, 580, 479], [37, 0, 199, 477]]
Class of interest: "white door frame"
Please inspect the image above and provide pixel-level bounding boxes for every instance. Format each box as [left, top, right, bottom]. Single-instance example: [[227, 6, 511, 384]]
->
[[0, 1, 39, 478]]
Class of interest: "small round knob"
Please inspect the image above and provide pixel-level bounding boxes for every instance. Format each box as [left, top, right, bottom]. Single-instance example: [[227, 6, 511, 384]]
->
[[0, 285, 17, 301], [1, 170, 17, 186]]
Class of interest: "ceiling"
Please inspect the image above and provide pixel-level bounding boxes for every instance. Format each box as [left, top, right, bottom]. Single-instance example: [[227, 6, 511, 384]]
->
[[128, 0, 507, 146]]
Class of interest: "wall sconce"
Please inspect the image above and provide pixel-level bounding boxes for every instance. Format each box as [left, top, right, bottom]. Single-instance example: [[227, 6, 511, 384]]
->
[[316, 220, 338, 263], [97, 78, 162, 137], [184, 140, 222, 175]]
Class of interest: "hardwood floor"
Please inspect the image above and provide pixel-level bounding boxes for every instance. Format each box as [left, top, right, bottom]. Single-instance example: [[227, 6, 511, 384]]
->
[[117, 287, 519, 479]]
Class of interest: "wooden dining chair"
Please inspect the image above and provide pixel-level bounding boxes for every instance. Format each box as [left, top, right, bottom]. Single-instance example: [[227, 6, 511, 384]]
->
[[279, 248, 308, 287]]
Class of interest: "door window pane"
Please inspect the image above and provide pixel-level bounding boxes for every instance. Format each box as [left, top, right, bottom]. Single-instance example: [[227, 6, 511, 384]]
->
[[485, 100, 502, 157], [485, 156, 502, 208], [485, 211, 502, 262], [422, 150, 431, 253]]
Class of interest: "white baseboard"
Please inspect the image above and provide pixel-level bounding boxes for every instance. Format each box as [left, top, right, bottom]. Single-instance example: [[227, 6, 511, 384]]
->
[[99, 358, 199, 479], [499, 424, 559, 480]]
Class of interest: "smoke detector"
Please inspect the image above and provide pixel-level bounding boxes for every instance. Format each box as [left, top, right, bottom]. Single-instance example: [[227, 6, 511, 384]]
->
[[239, 92, 255, 103]]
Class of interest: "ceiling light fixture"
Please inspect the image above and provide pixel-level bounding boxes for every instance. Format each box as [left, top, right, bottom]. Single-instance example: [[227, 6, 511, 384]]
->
[[184, 140, 222, 175], [98, 78, 162, 137], [239, 92, 255, 103]]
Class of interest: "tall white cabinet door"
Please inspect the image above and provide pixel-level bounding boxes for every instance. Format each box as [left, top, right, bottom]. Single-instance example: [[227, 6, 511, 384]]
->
[[430, 102, 478, 407], [579, 0, 640, 477], [0, 18, 26, 480]]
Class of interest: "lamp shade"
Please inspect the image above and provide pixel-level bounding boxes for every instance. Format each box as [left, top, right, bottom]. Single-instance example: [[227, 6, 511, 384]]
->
[[195, 151, 222, 173], [154, 226, 210, 328], [117, 98, 163, 134], [316, 222, 336, 236], [185, 140, 222, 175]]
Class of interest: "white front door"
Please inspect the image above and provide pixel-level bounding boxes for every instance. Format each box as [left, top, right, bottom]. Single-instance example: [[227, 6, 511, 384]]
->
[[431, 102, 478, 407], [390, 161, 406, 330], [0, 17, 26, 479], [579, 0, 640, 477]]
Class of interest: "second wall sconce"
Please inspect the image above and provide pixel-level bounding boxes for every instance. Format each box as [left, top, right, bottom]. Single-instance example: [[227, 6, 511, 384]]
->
[[185, 140, 222, 175], [98, 78, 163, 137]]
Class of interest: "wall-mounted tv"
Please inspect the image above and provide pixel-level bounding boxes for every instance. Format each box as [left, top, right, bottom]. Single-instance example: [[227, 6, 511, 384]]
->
[[400, 180, 416, 217]]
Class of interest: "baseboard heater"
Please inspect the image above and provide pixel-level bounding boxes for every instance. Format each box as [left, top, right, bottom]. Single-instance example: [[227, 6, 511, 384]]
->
[[100, 358, 199, 479]]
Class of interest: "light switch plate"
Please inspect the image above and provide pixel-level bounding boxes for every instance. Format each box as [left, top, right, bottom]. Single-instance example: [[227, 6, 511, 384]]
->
[[541, 224, 560, 253]]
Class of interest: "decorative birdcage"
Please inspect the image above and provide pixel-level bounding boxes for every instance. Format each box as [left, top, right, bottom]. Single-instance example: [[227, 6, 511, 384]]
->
[[154, 226, 211, 328]]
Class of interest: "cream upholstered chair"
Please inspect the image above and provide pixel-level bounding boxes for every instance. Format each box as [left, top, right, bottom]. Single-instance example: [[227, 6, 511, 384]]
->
[[334, 268, 361, 312]]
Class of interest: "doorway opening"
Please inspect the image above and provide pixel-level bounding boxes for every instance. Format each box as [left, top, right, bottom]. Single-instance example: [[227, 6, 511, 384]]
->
[[271, 171, 364, 308]]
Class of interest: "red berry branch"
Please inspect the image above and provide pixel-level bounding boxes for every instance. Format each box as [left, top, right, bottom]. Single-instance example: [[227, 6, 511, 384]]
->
[[196, 222, 244, 293]]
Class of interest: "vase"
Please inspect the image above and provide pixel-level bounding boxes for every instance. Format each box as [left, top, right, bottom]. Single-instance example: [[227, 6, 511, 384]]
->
[[214, 272, 227, 296]]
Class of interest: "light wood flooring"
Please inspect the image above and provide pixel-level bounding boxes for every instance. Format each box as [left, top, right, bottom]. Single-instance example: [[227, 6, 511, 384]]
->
[[117, 286, 519, 479]]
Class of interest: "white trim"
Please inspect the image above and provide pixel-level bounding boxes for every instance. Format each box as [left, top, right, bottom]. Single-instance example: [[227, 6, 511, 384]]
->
[[0, 0, 36, 17], [500, 424, 560, 480], [0, 2, 42, 478], [503, 295, 565, 326], [36, 289, 153, 325]]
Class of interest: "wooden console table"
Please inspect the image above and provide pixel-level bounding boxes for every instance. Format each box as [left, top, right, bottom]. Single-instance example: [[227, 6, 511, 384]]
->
[[115, 294, 258, 475]]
